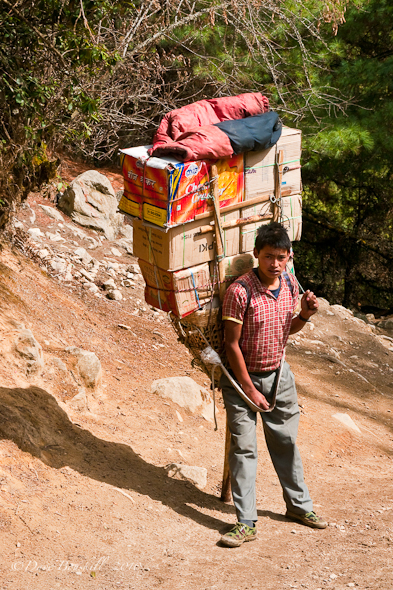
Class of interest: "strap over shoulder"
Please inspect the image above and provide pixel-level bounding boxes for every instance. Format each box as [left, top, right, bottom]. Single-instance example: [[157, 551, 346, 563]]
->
[[232, 277, 252, 318], [282, 271, 294, 296]]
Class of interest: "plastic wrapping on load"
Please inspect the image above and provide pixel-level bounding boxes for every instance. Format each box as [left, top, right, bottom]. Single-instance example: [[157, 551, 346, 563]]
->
[[200, 346, 222, 367]]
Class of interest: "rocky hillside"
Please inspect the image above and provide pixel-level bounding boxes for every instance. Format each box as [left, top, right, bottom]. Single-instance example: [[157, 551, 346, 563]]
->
[[0, 172, 392, 590]]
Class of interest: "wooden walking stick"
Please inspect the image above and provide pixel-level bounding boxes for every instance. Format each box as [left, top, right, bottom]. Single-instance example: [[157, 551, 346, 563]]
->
[[209, 163, 232, 503], [273, 149, 284, 222], [210, 164, 226, 303], [221, 421, 232, 503]]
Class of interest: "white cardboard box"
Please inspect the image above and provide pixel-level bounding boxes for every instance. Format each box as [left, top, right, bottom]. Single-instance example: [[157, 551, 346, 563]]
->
[[240, 200, 272, 253], [281, 194, 302, 241], [133, 217, 239, 272], [239, 194, 302, 251], [244, 127, 302, 200]]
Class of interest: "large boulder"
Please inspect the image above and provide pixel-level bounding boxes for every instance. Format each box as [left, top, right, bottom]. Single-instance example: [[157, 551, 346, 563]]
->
[[329, 304, 353, 319], [58, 171, 124, 240], [151, 376, 214, 420]]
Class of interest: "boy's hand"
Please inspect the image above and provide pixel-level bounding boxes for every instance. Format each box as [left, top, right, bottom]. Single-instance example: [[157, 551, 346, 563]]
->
[[301, 290, 319, 319], [243, 384, 270, 411]]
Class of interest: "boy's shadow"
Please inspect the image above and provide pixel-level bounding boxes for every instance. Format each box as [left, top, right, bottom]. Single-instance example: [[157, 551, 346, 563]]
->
[[0, 385, 238, 530]]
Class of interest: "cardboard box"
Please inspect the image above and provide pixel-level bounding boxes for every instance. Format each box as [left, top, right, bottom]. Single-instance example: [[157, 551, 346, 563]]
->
[[220, 209, 240, 258], [119, 183, 142, 219], [240, 218, 271, 253], [120, 146, 208, 200], [207, 252, 257, 300], [211, 252, 256, 279], [278, 127, 302, 167], [119, 147, 244, 227], [241, 200, 272, 220], [240, 201, 272, 253], [281, 165, 302, 196], [141, 189, 209, 227], [276, 127, 302, 195], [215, 155, 244, 209], [133, 218, 239, 272], [238, 194, 301, 251], [244, 148, 276, 200], [138, 259, 213, 318], [279, 128, 302, 195], [281, 194, 302, 241], [244, 127, 302, 200]]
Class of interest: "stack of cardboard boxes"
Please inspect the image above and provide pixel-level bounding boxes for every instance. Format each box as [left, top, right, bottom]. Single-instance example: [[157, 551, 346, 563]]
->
[[119, 127, 302, 318]]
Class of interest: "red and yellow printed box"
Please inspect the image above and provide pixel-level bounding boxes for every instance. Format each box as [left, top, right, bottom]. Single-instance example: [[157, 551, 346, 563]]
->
[[121, 180, 143, 218], [215, 155, 244, 209], [138, 259, 213, 318], [121, 147, 210, 202], [119, 146, 244, 228]]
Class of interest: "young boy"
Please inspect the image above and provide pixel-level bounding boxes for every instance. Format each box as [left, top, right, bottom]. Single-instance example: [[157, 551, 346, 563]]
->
[[219, 222, 327, 548]]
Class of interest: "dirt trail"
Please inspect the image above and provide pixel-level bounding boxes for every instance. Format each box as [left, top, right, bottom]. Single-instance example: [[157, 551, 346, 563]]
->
[[0, 183, 392, 590]]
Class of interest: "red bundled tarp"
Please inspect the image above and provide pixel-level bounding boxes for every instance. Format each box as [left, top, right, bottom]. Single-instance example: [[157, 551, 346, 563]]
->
[[149, 92, 269, 162]]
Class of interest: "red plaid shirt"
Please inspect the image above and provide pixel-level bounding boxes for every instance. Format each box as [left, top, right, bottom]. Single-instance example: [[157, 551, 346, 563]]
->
[[222, 269, 298, 372]]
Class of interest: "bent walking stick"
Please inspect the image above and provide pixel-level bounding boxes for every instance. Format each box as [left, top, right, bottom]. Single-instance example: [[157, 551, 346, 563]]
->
[[210, 163, 233, 503]]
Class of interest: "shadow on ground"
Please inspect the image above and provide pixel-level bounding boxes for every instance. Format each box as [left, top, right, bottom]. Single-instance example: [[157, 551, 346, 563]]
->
[[0, 386, 245, 531]]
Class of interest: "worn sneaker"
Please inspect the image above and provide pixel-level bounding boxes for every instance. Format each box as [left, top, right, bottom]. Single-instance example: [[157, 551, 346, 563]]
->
[[220, 522, 257, 547], [285, 510, 328, 529]]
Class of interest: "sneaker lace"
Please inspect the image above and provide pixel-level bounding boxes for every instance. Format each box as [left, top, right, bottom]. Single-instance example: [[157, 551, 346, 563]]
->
[[304, 511, 318, 521]]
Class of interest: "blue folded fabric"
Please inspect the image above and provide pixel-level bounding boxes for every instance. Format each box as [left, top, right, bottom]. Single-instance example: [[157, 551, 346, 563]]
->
[[214, 111, 282, 154]]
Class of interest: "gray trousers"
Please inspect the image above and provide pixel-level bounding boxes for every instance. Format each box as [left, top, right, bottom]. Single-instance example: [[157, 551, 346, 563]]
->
[[220, 361, 313, 523]]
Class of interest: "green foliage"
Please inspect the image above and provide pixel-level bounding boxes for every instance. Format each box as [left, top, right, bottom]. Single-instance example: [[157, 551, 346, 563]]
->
[[1, 0, 391, 311], [308, 125, 374, 159], [294, 0, 393, 309], [0, 0, 123, 226]]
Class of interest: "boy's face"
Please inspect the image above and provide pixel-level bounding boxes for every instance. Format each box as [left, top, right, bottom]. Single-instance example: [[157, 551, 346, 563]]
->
[[253, 245, 290, 282]]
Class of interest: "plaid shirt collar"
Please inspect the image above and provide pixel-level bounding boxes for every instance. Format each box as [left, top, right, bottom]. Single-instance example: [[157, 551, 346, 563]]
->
[[249, 268, 281, 298]]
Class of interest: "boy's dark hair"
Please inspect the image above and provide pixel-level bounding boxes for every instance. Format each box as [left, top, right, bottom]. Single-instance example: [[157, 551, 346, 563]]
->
[[255, 222, 291, 253]]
